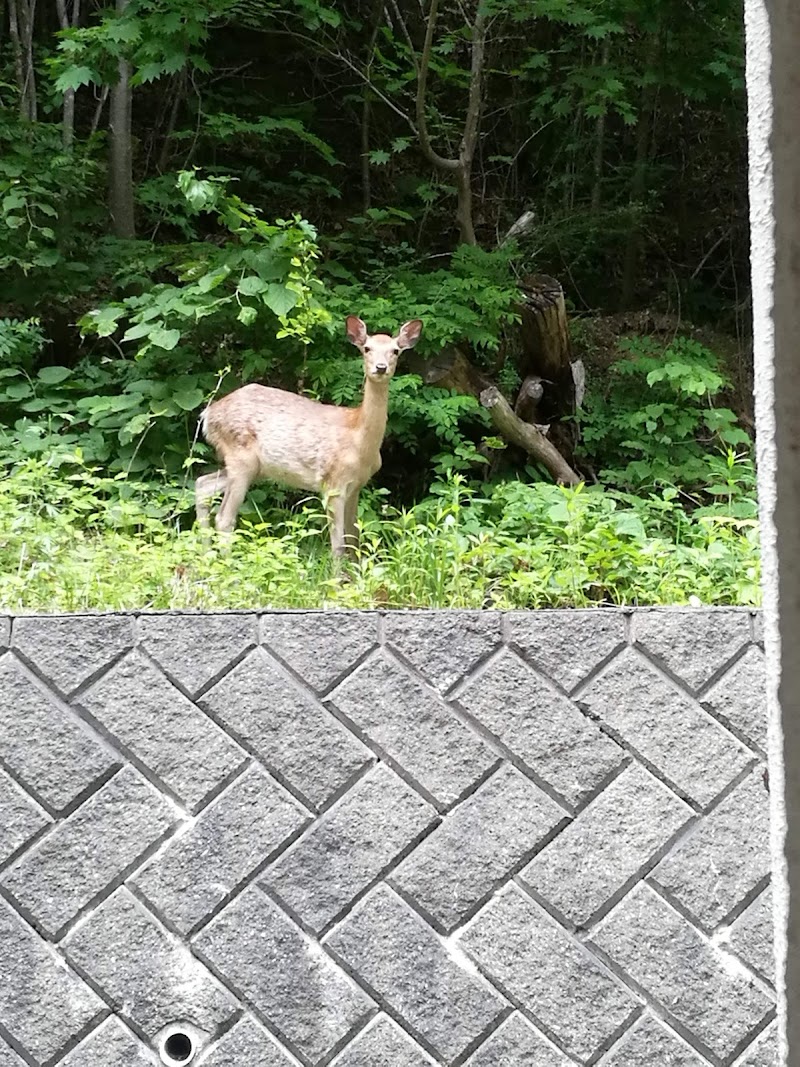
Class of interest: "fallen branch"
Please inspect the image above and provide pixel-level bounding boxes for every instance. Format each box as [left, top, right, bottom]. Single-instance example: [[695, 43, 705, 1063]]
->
[[413, 345, 582, 486], [478, 386, 582, 486]]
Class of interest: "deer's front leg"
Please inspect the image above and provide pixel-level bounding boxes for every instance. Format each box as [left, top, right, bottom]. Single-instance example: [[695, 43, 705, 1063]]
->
[[342, 489, 360, 558], [325, 487, 348, 559]]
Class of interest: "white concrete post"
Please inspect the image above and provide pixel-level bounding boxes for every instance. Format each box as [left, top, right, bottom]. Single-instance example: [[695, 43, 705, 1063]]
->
[[746, 0, 800, 1060]]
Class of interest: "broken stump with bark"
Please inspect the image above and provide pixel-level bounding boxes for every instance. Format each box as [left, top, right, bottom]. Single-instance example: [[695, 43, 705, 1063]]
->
[[412, 273, 583, 486]]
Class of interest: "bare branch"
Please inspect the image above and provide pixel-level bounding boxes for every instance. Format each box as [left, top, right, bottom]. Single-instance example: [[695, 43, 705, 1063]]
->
[[416, 0, 459, 171], [386, 0, 418, 73], [460, 5, 487, 165]]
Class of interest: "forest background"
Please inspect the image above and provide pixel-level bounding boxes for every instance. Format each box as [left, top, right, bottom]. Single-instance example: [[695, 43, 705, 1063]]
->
[[0, 0, 759, 609]]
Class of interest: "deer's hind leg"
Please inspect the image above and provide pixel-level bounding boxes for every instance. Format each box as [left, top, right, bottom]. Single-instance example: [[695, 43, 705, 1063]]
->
[[215, 453, 259, 535], [195, 469, 228, 529]]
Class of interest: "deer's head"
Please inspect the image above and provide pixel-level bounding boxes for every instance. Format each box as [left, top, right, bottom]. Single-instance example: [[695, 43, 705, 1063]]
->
[[346, 316, 423, 383]]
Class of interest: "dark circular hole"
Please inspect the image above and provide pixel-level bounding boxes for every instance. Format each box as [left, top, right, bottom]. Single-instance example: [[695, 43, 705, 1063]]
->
[[164, 1033, 193, 1062]]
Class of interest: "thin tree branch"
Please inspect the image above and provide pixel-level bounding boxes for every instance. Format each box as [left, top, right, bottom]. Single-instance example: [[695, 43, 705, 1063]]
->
[[460, 6, 487, 165], [416, 0, 459, 171]]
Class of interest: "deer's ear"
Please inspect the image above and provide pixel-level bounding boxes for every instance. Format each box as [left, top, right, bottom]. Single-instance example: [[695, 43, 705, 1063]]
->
[[346, 316, 368, 347], [397, 319, 423, 350]]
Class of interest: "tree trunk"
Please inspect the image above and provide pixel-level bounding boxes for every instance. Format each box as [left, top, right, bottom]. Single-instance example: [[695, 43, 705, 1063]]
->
[[9, 0, 37, 120], [415, 0, 486, 246], [109, 0, 135, 239], [511, 274, 580, 464], [55, 0, 80, 150]]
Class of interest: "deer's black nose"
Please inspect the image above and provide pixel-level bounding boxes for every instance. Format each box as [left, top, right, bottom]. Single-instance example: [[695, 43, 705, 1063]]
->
[[375, 363, 388, 374]]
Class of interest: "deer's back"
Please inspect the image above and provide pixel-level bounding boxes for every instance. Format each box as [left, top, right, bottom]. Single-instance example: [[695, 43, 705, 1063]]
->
[[202, 383, 353, 491]]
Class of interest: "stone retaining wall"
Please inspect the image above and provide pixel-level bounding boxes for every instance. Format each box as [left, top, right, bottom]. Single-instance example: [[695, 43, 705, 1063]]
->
[[0, 609, 774, 1066]]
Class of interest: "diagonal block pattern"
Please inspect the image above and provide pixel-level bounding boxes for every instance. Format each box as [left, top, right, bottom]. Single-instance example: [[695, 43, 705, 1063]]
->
[[63, 888, 238, 1038], [264, 762, 436, 934], [457, 648, 625, 807], [0, 608, 776, 1067], [1, 765, 177, 937], [326, 884, 507, 1064], [195, 886, 374, 1064], [391, 762, 566, 932], [590, 884, 774, 1062], [459, 885, 637, 1063], [201, 647, 373, 810]]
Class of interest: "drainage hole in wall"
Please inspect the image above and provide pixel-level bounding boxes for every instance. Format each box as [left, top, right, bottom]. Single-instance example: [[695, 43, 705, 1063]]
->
[[163, 1033, 193, 1063]]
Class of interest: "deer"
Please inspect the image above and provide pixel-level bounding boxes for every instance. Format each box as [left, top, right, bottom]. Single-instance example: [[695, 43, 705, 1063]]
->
[[195, 315, 423, 557]]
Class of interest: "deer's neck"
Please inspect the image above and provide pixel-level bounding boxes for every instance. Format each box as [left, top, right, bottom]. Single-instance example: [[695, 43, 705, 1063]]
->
[[355, 377, 390, 455]]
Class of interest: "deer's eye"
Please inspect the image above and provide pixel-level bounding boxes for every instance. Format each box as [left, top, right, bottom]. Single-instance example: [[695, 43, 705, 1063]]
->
[[364, 346, 372, 354]]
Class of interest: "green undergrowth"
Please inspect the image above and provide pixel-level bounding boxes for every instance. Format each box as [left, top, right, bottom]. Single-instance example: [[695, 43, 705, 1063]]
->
[[0, 463, 760, 612]]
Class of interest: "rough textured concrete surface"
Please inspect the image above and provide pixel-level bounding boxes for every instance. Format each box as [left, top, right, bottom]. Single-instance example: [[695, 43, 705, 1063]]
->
[[0, 608, 773, 1066]]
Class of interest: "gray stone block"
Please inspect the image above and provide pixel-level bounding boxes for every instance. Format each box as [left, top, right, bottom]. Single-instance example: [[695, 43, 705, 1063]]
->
[[631, 609, 750, 691], [0, 617, 9, 651], [328, 653, 498, 808], [738, 1023, 779, 1066], [651, 770, 771, 929], [0, 897, 104, 1064], [201, 647, 372, 810], [0, 653, 115, 812], [264, 763, 436, 934], [702, 646, 768, 752], [200, 1017, 295, 1066], [2, 766, 176, 937], [0, 768, 50, 865], [133, 764, 308, 934], [456, 649, 625, 808], [261, 611, 379, 692], [730, 887, 774, 982], [459, 885, 635, 1062], [64, 888, 237, 1037], [384, 611, 502, 692], [507, 610, 627, 693], [195, 885, 374, 1064], [12, 614, 133, 696], [521, 763, 692, 927], [391, 763, 565, 932], [79, 652, 247, 812], [332, 1016, 433, 1067], [604, 1015, 706, 1066], [138, 613, 257, 696], [0, 1035, 25, 1067], [578, 649, 751, 806], [590, 884, 773, 1061], [753, 612, 764, 647], [467, 1014, 572, 1066], [61, 1018, 158, 1065], [326, 885, 506, 1065]]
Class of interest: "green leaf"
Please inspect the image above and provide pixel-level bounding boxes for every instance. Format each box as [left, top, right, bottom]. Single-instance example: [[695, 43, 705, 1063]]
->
[[55, 66, 99, 92], [37, 366, 72, 384], [2, 192, 25, 211], [261, 284, 298, 318], [122, 321, 154, 342], [368, 149, 391, 166], [173, 387, 205, 411], [237, 275, 268, 296], [237, 305, 257, 326], [150, 327, 181, 350], [197, 267, 230, 292], [90, 306, 123, 338]]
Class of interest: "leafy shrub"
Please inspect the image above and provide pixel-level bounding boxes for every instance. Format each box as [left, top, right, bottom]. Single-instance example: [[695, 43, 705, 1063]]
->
[[579, 335, 754, 515], [0, 462, 760, 611]]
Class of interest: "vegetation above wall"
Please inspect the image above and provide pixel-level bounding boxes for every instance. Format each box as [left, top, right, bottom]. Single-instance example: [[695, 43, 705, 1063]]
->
[[0, 0, 755, 608]]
